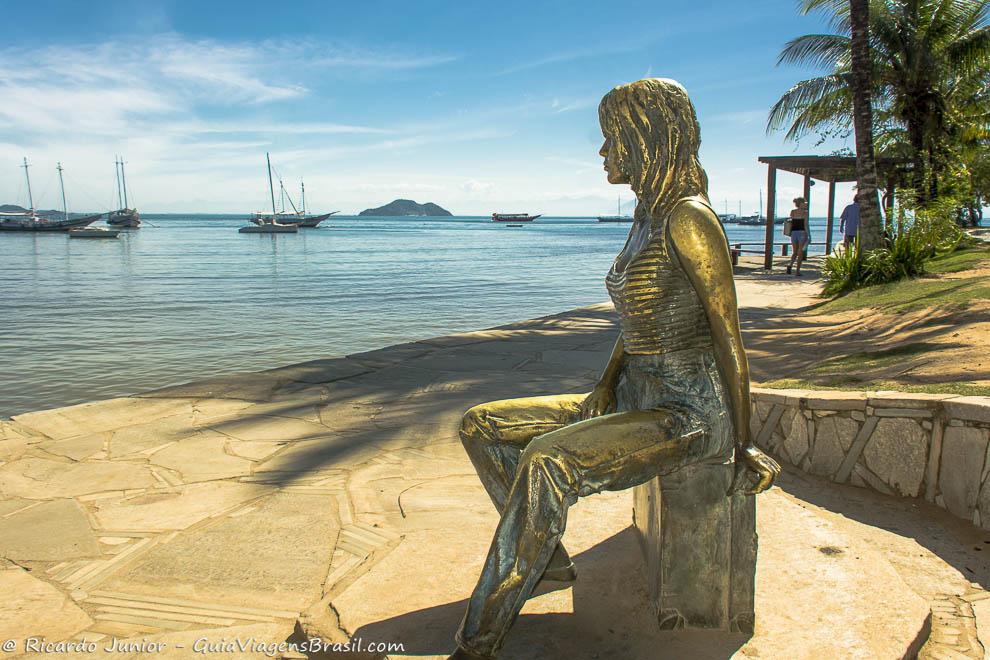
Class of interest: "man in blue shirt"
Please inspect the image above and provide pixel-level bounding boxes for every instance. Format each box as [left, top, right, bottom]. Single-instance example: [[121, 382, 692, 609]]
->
[[839, 195, 860, 248]]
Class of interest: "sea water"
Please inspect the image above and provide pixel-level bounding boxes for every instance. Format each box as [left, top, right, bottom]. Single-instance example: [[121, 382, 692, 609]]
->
[[0, 215, 829, 416]]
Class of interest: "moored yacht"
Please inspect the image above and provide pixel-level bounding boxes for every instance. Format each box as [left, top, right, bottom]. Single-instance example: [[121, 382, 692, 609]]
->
[[492, 213, 541, 222], [0, 158, 102, 232], [239, 153, 300, 234], [107, 156, 140, 228]]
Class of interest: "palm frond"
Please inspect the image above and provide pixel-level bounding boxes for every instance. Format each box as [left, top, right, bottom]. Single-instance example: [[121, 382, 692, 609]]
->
[[777, 33, 851, 68], [766, 74, 852, 139], [800, 0, 851, 32], [946, 25, 990, 74]]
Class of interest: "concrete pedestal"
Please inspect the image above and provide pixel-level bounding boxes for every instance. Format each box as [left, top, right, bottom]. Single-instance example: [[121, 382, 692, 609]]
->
[[632, 461, 757, 633]]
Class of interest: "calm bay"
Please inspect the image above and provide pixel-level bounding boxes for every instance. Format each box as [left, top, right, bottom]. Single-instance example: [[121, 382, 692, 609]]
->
[[0, 214, 829, 416]]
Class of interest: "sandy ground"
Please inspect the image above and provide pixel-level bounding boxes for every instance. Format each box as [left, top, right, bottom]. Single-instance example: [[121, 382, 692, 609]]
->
[[734, 255, 990, 391]]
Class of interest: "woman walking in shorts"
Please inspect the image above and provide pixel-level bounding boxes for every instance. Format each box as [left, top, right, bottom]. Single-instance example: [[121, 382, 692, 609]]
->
[[787, 196, 808, 276]]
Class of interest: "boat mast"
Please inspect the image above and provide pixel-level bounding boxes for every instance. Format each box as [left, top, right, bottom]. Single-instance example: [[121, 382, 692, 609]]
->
[[57, 162, 67, 222], [120, 157, 129, 209], [22, 157, 35, 212], [115, 157, 123, 211], [266, 152, 277, 223], [301, 180, 305, 215]]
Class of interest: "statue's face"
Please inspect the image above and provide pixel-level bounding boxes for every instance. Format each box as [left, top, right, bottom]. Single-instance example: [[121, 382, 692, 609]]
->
[[599, 136, 629, 185]]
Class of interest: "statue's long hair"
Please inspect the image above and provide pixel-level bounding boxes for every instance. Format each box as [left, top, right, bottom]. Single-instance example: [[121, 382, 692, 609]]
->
[[598, 78, 709, 226]]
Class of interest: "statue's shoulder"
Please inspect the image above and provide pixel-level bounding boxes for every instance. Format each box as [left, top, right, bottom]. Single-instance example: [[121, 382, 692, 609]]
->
[[667, 196, 721, 236]]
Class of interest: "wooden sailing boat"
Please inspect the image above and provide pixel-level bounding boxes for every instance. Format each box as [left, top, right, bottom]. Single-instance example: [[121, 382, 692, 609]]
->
[[492, 213, 541, 222], [61, 163, 119, 238], [293, 179, 337, 227], [107, 156, 141, 228], [250, 177, 337, 228], [0, 158, 103, 232], [240, 153, 298, 233]]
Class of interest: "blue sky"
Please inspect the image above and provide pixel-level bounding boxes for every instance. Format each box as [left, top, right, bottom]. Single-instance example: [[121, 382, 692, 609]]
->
[[0, 0, 858, 215]]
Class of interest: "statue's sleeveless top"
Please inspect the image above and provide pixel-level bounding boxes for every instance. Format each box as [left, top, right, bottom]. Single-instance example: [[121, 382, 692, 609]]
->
[[605, 196, 715, 355]]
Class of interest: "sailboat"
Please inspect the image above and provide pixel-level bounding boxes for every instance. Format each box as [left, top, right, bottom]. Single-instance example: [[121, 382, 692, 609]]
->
[[738, 190, 766, 225], [240, 153, 299, 234], [0, 158, 103, 232], [597, 195, 633, 222], [107, 156, 141, 228], [250, 178, 337, 228], [60, 163, 119, 238], [293, 179, 337, 227]]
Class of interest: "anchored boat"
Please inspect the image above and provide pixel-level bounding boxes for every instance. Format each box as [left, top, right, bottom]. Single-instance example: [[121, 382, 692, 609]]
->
[[239, 153, 300, 234], [69, 227, 120, 238], [107, 156, 140, 228], [492, 213, 540, 222], [249, 176, 337, 228], [0, 158, 102, 232], [597, 195, 633, 222]]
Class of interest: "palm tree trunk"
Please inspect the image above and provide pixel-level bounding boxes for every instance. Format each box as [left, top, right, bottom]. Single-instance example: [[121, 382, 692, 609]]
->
[[908, 119, 927, 199], [848, 0, 883, 250]]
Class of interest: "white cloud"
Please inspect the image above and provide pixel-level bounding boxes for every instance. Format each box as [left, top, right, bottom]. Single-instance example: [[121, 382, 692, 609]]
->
[[0, 34, 456, 143], [0, 34, 472, 211], [461, 179, 495, 194], [551, 98, 596, 114], [495, 37, 655, 76]]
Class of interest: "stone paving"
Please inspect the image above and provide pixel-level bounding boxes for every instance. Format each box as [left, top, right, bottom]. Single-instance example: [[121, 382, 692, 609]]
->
[[0, 274, 983, 658]]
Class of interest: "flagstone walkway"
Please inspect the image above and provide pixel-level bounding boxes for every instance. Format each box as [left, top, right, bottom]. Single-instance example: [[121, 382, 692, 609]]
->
[[0, 274, 985, 658]]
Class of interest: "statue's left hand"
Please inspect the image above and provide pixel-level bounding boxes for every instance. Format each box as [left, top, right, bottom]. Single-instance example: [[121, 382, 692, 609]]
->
[[732, 445, 781, 495], [579, 383, 616, 420]]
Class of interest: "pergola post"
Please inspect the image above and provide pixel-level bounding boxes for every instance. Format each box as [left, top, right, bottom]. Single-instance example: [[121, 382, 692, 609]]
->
[[802, 174, 812, 258], [825, 181, 836, 254], [763, 166, 777, 270], [886, 180, 896, 232]]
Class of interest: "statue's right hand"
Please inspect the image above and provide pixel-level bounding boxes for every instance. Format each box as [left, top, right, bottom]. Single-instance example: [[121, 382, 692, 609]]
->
[[579, 383, 617, 420]]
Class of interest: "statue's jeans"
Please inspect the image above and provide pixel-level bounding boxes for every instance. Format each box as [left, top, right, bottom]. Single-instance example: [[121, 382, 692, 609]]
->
[[456, 349, 734, 657]]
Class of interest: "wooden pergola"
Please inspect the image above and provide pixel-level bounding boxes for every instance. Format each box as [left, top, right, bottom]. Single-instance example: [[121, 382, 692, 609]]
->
[[757, 155, 910, 269]]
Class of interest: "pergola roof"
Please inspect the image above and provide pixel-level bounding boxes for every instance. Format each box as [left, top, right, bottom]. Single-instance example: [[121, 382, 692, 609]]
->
[[757, 155, 911, 182]]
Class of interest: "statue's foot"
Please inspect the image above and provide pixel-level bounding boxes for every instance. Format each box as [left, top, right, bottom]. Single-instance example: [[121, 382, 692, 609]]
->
[[541, 544, 577, 582], [541, 562, 577, 582], [448, 646, 493, 660]]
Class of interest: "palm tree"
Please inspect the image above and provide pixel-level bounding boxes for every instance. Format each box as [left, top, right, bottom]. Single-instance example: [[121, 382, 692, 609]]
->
[[768, 0, 990, 202], [849, 0, 884, 249]]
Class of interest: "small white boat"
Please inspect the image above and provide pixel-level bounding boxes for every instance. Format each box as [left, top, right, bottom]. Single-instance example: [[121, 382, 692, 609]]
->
[[597, 195, 633, 222], [238, 223, 298, 234], [69, 227, 120, 239]]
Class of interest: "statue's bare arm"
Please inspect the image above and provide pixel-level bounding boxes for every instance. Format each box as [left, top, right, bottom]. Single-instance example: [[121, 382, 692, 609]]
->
[[668, 200, 779, 493], [580, 336, 624, 418]]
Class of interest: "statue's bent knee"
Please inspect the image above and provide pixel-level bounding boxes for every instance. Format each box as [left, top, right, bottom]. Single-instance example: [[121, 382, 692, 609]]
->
[[460, 405, 491, 444]]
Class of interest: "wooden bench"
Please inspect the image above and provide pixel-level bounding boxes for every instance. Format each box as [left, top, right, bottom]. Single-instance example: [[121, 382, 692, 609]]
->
[[730, 242, 826, 266]]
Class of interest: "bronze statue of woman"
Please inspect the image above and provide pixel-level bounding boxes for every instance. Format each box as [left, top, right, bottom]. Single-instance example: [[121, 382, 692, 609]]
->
[[448, 78, 780, 660]]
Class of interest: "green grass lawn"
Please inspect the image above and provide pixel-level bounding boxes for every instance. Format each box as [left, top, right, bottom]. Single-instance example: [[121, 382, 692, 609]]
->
[[804, 342, 940, 374], [780, 244, 990, 395], [926, 244, 990, 273], [760, 378, 990, 396], [818, 244, 990, 314]]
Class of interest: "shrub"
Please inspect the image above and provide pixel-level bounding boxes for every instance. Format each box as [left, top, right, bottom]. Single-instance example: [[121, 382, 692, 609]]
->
[[822, 194, 965, 296]]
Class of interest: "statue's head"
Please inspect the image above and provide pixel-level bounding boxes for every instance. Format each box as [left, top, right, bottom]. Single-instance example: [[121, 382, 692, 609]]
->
[[598, 78, 707, 211]]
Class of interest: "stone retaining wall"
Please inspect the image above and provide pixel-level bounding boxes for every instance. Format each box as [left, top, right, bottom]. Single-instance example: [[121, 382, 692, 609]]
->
[[751, 388, 990, 529]]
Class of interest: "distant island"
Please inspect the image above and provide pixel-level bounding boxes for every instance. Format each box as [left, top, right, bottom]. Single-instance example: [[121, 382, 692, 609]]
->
[[358, 199, 452, 217], [1, 203, 70, 216]]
